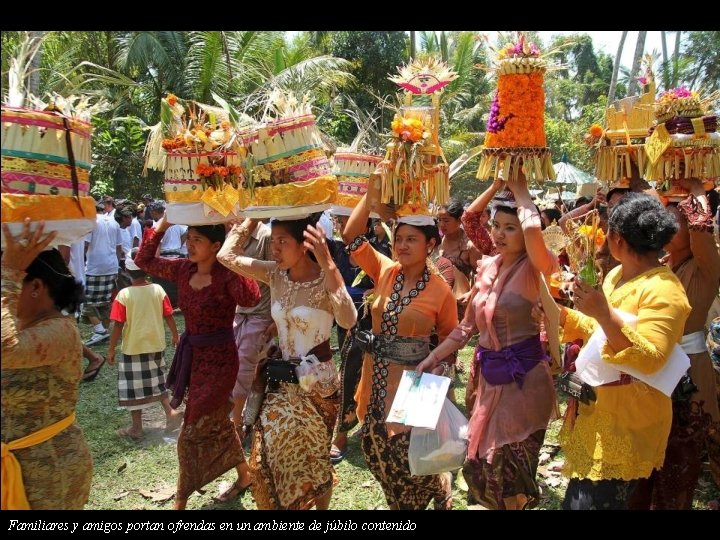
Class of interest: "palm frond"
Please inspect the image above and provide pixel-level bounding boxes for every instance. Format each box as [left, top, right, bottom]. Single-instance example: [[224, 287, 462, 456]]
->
[[185, 31, 227, 103], [5, 31, 44, 107], [245, 55, 354, 113], [419, 31, 438, 53], [341, 95, 384, 154]]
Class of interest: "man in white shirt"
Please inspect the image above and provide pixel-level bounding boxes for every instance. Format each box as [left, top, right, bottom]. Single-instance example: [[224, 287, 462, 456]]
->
[[114, 202, 143, 292], [159, 224, 188, 256], [83, 201, 124, 347], [146, 202, 185, 307], [115, 204, 141, 257], [58, 241, 107, 381], [149, 202, 187, 256], [103, 195, 116, 217], [318, 209, 334, 240]]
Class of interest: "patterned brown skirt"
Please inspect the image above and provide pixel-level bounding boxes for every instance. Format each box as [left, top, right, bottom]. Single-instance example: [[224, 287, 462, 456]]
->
[[249, 383, 338, 509], [18, 424, 93, 510], [361, 418, 452, 510], [462, 429, 545, 510], [176, 402, 243, 499]]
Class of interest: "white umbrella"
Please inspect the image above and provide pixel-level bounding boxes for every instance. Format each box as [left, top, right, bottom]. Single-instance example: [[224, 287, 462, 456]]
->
[[552, 160, 595, 186]]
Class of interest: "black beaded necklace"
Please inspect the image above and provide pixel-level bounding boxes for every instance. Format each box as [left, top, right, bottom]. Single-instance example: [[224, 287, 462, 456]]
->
[[380, 267, 430, 336], [363, 265, 431, 432]]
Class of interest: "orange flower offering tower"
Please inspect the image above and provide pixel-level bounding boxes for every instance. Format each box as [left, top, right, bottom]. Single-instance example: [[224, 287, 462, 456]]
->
[[144, 94, 246, 225], [380, 58, 456, 224], [477, 34, 555, 184], [237, 94, 337, 219], [1, 103, 97, 248], [645, 86, 719, 195], [332, 151, 382, 217]]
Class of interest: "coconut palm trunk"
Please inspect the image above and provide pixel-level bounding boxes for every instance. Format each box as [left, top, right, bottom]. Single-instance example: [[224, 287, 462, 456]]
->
[[608, 30, 627, 103], [627, 31, 647, 96]]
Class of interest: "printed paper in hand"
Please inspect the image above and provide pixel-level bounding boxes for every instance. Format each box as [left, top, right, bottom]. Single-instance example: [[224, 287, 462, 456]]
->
[[386, 371, 451, 429]]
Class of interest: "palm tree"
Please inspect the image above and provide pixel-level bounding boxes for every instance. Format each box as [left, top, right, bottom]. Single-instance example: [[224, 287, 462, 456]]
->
[[672, 31, 682, 88], [608, 30, 627, 102], [627, 31, 647, 96], [660, 31, 671, 90]]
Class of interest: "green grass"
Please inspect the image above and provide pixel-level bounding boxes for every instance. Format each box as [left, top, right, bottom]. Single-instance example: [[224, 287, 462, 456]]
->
[[78, 317, 719, 510]]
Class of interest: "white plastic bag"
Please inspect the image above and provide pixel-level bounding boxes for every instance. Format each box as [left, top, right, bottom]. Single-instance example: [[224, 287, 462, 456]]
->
[[295, 355, 339, 397], [408, 398, 469, 476], [295, 356, 320, 391]]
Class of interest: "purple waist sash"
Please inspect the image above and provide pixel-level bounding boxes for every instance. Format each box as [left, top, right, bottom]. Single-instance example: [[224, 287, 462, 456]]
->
[[166, 328, 234, 409], [476, 334, 548, 388]]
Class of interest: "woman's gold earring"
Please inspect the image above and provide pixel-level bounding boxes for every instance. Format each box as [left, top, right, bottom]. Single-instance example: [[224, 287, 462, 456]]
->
[[31, 291, 38, 298]]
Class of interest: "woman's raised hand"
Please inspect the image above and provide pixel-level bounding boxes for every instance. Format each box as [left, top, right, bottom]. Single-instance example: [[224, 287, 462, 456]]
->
[[505, 169, 532, 201], [1, 218, 57, 271], [303, 224, 333, 270]]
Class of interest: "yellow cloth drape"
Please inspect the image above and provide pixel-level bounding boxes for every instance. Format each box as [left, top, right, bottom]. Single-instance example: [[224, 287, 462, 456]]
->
[[1, 412, 76, 510], [1, 194, 96, 222]]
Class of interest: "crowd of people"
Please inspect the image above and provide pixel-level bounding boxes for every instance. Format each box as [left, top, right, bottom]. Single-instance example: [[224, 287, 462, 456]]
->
[[2, 179, 720, 510]]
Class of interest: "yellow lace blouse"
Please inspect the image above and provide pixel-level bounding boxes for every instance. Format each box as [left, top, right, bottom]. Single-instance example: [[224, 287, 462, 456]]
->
[[560, 266, 691, 481]]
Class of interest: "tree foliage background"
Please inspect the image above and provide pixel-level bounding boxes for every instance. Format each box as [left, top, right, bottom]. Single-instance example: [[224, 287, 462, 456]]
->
[[2, 30, 716, 202]]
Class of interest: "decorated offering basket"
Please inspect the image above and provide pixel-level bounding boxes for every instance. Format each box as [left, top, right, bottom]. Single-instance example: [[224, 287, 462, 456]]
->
[[1, 105, 96, 249], [584, 58, 659, 186], [331, 151, 382, 217], [163, 149, 244, 225], [238, 109, 336, 220], [645, 87, 719, 183], [145, 94, 246, 225], [378, 58, 455, 224]]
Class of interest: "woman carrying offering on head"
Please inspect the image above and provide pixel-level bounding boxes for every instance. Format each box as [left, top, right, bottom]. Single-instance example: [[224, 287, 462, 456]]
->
[[135, 217, 260, 510], [217, 214, 356, 509], [342, 190, 459, 510], [416, 173, 558, 510], [2, 220, 92, 510]]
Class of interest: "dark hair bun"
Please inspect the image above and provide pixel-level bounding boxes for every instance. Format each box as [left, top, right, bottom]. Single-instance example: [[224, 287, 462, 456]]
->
[[24, 249, 85, 313], [442, 199, 464, 220], [307, 212, 323, 228], [609, 193, 678, 253]]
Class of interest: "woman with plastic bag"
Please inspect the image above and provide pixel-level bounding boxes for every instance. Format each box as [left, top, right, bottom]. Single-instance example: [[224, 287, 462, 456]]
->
[[218, 215, 356, 509], [416, 174, 558, 510], [342, 192, 459, 510]]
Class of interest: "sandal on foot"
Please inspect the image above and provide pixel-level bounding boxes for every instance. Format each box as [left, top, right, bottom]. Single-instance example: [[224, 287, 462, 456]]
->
[[213, 479, 252, 503], [116, 427, 144, 441], [330, 444, 347, 464], [82, 356, 106, 382]]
